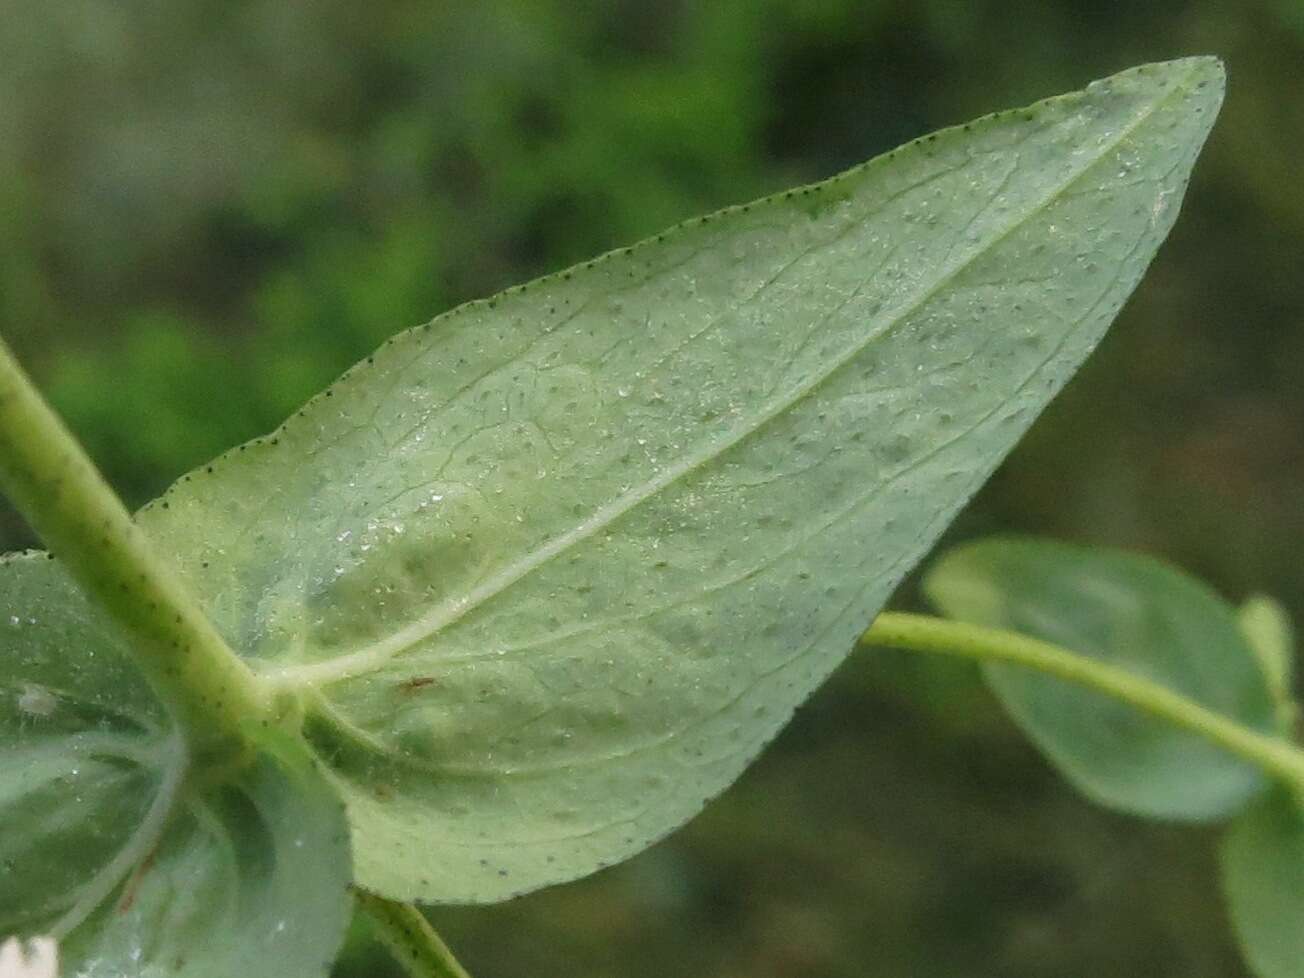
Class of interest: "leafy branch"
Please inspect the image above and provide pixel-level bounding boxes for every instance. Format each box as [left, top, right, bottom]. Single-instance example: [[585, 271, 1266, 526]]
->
[[7, 56, 1291, 978]]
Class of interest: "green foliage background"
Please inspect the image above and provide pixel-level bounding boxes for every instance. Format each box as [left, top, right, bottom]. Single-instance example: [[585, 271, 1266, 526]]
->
[[1, 2, 1300, 975]]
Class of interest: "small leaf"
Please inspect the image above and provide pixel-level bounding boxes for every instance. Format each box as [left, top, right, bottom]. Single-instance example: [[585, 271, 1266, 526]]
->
[[1238, 595, 1297, 734], [138, 58, 1224, 901], [0, 556, 353, 977], [924, 537, 1278, 820], [1220, 787, 1304, 978]]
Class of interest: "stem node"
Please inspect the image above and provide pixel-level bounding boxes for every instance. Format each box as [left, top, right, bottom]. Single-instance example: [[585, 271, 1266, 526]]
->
[[0, 338, 272, 757]]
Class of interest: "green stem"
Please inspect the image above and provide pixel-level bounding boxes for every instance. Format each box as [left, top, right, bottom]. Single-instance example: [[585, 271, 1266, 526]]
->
[[0, 337, 273, 759], [860, 611, 1304, 791], [355, 891, 475, 978]]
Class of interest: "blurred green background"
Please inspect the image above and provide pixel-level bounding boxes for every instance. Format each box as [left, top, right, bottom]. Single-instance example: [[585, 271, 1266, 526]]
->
[[2, 1, 1302, 975]]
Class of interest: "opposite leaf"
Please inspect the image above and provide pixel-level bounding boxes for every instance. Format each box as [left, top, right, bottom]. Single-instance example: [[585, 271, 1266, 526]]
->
[[1, 553, 171, 941], [1219, 787, 1304, 978], [61, 736, 354, 978], [924, 538, 1278, 820], [137, 57, 1224, 902], [0, 555, 353, 978]]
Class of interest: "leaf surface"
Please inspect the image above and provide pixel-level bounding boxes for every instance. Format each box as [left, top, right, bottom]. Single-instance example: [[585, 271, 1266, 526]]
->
[[1238, 595, 1297, 735], [924, 537, 1278, 820], [137, 58, 1225, 901], [1220, 787, 1304, 978], [0, 555, 352, 977], [62, 736, 353, 978], [0, 553, 168, 939]]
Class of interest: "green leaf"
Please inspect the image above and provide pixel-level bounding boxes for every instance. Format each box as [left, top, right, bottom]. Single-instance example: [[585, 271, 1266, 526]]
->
[[63, 737, 354, 978], [0, 555, 353, 977], [1220, 787, 1304, 978], [0, 553, 170, 939], [1238, 595, 1297, 734], [136, 58, 1224, 902], [923, 537, 1278, 820]]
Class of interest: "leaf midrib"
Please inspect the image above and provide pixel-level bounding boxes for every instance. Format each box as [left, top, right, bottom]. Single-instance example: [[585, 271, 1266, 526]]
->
[[271, 64, 1195, 691]]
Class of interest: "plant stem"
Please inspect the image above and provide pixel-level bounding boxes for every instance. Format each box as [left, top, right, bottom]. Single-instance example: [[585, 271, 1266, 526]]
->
[[355, 891, 475, 978], [0, 337, 273, 759], [860, 612, 1304, 791]]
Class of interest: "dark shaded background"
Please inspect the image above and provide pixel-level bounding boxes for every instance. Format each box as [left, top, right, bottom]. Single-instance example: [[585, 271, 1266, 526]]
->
[[2, 2, 1301, 975]]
